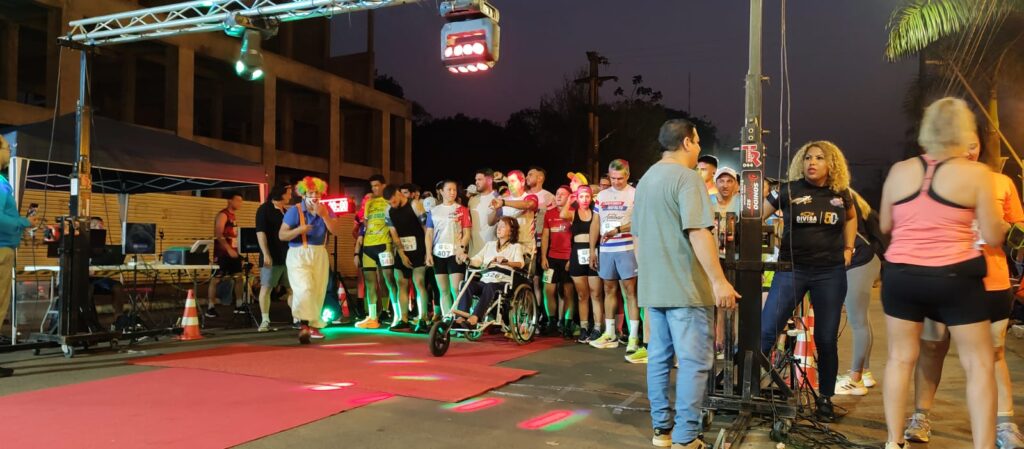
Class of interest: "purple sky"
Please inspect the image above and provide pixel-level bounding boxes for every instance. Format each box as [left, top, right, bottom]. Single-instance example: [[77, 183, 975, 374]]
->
[[333, 1, 917, 168]]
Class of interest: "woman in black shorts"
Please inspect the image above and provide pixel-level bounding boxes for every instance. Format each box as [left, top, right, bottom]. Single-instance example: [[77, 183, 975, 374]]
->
[[562, 185, 604, 343]]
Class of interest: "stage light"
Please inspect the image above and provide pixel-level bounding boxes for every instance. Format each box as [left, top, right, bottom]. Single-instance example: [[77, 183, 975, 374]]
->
[[440, 0, 500, 74], [234, 29, 265, 81], [448, 67, 459, 73], [321, 308, 336, 323]]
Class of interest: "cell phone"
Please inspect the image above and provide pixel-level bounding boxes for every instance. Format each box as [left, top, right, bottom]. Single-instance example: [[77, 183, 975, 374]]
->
[[1008, 223, 1024, 250]]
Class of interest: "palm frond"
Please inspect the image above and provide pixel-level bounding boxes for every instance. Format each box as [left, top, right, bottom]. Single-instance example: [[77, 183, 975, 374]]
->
[[885, 0, 979, 61]]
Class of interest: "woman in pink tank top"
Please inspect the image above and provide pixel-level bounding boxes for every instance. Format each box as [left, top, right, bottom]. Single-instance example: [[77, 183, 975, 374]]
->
[[878, 98, 1007, 449]]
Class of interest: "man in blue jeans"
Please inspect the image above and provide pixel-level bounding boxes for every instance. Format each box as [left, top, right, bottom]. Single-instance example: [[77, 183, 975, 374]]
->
[[633, 119, 740, 448]]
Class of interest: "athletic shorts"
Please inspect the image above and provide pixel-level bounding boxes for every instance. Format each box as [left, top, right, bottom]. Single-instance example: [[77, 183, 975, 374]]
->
[[362, 244, 395, 270], [543, 257, 570, 284], [214, 255, 243, 276], [598, 249, 638, 281], [260, 265, 289, 288], [920, 289, 1012, 347], [881, 258, 988, 326], [397, 250, 426, 278], [568, 245, 598, 277], [432, 255, 465, 275]]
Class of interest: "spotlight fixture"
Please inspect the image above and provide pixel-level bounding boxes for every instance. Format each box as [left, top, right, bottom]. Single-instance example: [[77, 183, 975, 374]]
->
[[223, 13, 279, 81], [440, 0, 500, 74]]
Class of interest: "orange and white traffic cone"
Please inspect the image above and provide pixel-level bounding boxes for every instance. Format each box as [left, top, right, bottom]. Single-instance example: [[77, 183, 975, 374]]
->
[[793, 307, 818, 390], [339, 285, 350, 318], [176, 289, 203, 341]]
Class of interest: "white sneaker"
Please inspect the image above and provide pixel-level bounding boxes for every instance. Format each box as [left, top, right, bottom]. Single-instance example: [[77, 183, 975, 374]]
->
[[626, 337, 639, 353], [589, 333, 619, 349], [863, 371, 877, 387], [834, 374, 868, 396], [258, 321, 270, 333]]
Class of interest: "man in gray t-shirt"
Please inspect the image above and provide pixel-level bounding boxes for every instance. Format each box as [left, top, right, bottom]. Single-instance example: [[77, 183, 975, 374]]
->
[[633, 119, 739, 449]]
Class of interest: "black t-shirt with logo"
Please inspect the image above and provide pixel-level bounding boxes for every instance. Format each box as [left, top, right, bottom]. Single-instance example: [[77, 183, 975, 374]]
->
[[768, 179, 852, 268]]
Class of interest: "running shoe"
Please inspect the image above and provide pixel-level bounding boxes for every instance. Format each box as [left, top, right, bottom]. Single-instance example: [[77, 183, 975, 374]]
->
[[672, 438, 706, 448], [863, 370, 877, 388], [355, 317, 380, 329], [625, 346, 648, 364], [310, 328, 325, 339], [389, 321, 412, 332], [589, 333, 619, 349], [904, 413, 931, 443], [626, 337, 640, 354], [997, 422, 1024, 449], [652, 427, 672, 447], [412, 320, 431, 334], [815, 396, 836, 423], [204, 307, 219, 318], [233, 305, 248, 315], [576, 327, 592, 344], [834, 374, 868, 396], [258, 321, 270, 333], [298, 325, 311, 344]]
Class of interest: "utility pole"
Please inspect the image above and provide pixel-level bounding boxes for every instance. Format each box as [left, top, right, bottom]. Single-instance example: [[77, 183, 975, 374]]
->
[[575, 51, 616, 181]]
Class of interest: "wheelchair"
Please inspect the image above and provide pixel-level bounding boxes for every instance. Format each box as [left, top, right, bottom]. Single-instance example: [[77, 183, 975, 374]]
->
[[427, 254, 539, 357]]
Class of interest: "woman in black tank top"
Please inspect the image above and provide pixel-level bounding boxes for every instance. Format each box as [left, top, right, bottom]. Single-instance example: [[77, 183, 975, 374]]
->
[[561, 186, 605, 343]]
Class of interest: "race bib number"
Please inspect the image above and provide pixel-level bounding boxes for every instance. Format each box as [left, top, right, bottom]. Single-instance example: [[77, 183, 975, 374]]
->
[[542, 268, 554, 284], [481, 271, 503, 283], [400, 236, 418, 252], [577, 248, 590, 265], [434, 243, 454, 258], [378, 251, 394, 267], [602, 220, 622, 235]]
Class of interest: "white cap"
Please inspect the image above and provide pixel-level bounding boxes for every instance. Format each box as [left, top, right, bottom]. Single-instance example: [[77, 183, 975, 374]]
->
[[465, 184, 479, 195], [715, 167, 738, 181]]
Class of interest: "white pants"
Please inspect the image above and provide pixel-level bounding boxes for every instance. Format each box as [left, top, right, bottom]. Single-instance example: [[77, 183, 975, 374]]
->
[[286, 245, 329, 329]]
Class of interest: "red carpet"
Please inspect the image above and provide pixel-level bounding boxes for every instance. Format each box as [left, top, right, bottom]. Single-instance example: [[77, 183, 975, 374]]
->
[[0, 368, 391, 449], [133, 344, 537, 402]]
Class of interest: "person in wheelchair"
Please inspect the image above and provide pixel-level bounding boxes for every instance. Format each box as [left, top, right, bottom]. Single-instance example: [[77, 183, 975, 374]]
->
[[453, 216, 525, 328]]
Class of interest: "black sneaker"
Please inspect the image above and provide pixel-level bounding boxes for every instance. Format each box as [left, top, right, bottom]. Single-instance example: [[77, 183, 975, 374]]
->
[[389, 321, 412, 332], [0, 366, 12, 378], [586, 328, 603, 343], [576, 327, 591, 344], [413, 320, 431, 334], [815, 395, 836, 423], [233, 305, 248, 315], [204, 308, 219, 318]]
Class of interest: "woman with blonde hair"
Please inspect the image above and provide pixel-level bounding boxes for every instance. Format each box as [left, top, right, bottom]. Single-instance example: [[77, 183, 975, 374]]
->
[[279, 176, 343, 344], [879, 97, 1006, 449], [761, 140, 858, 422]]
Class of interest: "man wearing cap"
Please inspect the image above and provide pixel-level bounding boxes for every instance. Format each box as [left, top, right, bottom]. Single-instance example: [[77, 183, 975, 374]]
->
[[711, 167, 741, 217], [697, 155, 719, 196]]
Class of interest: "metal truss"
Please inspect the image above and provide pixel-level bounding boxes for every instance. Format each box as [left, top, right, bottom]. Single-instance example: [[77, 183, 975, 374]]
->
[[62, 0, 419, 46]]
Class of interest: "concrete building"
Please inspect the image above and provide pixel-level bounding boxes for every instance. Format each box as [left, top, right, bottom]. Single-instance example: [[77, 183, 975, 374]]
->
[[0, 0, 413, 196]]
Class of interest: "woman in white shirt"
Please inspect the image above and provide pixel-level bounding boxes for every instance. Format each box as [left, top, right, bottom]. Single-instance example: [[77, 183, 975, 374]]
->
[[454, 217, 525, 327]]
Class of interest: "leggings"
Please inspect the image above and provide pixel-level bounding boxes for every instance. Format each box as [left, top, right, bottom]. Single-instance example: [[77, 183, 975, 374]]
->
[[844, 255, 880, 373], [761, 265, 847, 397]]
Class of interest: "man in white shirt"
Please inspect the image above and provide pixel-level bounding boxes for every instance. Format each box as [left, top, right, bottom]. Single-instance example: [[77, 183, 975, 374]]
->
[[491, 170, 538, 252], [468, 168, 500, 256], [526, 167, 555, 311]]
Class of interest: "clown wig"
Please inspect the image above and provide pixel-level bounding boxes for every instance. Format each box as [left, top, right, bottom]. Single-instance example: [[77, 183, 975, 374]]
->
[[296, 176, 328, 196]]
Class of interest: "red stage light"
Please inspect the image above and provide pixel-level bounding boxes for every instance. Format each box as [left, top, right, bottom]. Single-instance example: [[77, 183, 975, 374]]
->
[[472, 42, 485, 55], [448, 67, 459, 73], [319, 197, 351, 214], [467, 65, 478, 72], [444, 46, 454, 58], [476, 63, 489, 71], [461, 43, 474, 55], [457, 66, 469, 73], [453, 45, 464, 56]]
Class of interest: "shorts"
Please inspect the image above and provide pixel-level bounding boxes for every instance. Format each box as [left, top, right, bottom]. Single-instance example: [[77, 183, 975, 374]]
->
[[214, 255, 243, 276], [362, 244, 395, 270], [260, 265, 289, 288], [568, 245, 598, 277], [543, 257, 570, 284], [881, 258, 988, 326], [397, 250, 426, 278], [432, 255, 465, 275], [920, 289, 1013, 347], [598, 249, 638, 281]]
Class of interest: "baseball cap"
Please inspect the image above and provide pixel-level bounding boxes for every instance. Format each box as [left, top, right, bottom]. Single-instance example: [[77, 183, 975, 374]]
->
[[715, 167, 738, 181]]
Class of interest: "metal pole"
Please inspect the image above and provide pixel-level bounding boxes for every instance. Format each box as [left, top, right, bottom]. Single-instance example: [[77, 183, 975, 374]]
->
[[72, 50, 91, 218], [587, 51, 600, 181], [737, 0, 764, 396]]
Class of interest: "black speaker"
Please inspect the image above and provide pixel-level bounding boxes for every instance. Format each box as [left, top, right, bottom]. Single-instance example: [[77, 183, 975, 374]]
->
[[239, 228, 260, 253], [123, 223, 157, 255]]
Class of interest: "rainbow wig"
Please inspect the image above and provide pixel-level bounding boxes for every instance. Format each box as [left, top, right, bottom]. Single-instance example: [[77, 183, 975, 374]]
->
[[296, 176, 328, 196]]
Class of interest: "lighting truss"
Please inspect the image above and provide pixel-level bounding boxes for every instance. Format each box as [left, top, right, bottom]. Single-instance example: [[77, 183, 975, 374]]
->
[[61, 0, 419, 46]]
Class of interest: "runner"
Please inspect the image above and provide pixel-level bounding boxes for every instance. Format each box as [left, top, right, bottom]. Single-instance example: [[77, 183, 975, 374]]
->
[[527, 167, 555, 309], [425, 180, 472, 316], [355, 175, 398, 329], [563, 185, 603, 344], [541, 185, 575, 337], [589, 159, 642, 355], [468, 168, 500, 257], [492, 170, 539, 251], [386, 185, 429, 333]]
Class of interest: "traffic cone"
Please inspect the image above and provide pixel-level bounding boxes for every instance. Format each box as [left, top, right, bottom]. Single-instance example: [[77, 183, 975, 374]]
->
[[793, 306, 818, 390], [339, 285, 350, 318], [176, 289, 203, 341]]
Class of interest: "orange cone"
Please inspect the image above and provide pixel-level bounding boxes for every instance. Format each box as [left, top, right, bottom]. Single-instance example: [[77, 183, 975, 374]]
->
[[339, 285, 350, 318], [793, 306, 818, 390], [176, 289, 203, 341]]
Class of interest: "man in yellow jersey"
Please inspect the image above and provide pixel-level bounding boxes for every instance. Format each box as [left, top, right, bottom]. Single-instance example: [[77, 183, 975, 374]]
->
[[355, 175, 398, 329]]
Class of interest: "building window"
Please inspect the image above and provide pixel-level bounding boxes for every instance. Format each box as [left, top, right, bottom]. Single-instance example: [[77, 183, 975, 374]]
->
[[194, 54, 263, 146]]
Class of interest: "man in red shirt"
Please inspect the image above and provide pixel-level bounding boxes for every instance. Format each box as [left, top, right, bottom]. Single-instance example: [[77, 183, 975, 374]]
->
[[542, 186, 575, 337]]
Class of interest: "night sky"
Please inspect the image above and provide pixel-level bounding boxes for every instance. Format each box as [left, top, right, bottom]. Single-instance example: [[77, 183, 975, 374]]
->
[[333, 1, 917, 182]]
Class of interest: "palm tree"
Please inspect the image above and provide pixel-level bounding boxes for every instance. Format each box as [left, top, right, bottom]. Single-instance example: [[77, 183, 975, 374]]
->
[[885, 0, 1024, 169]]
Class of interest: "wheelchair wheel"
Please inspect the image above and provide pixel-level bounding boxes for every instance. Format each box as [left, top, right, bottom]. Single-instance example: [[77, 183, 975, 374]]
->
[[428, 320, 451, 357], [509, 284, 538, 344]]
